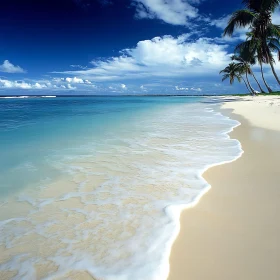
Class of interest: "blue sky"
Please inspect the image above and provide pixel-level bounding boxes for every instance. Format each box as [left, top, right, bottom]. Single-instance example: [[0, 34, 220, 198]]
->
[[0, 0, 280, 95]]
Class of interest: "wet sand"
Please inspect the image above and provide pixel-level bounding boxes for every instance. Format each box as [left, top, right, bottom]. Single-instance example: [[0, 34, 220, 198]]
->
[[168, 98, 280, 280]]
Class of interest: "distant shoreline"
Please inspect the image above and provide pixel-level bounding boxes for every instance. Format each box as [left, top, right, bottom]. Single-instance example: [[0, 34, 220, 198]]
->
[[1, 92, 280, 98]]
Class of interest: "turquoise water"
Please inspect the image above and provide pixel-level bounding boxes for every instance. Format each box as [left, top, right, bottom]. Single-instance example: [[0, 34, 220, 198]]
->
[[0, 96, 201, 196], [0, 96, 242, 280]]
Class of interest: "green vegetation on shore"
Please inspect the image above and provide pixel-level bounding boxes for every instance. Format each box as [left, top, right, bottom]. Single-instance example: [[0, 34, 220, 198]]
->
[[219, 0, 280, 95], [233, 91, 280, 96]]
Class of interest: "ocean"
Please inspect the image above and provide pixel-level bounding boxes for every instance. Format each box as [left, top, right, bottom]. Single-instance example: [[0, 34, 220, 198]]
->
[[0, 96, 242, 280]]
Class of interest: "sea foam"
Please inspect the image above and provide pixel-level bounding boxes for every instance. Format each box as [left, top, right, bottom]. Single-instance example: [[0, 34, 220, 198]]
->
[[0, 99, 242, 280]]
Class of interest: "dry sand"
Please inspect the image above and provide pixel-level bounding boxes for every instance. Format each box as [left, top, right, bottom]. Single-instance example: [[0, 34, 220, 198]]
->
[[168, 96, 280, 280], [221, 95, 280, 131]]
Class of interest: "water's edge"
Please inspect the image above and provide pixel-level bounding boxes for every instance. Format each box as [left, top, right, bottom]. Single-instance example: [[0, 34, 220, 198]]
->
[[0, 98, 244, 280], [163, 104, 244, 279]]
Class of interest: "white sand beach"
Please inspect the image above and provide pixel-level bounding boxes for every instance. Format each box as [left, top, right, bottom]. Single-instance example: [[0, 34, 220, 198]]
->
[[168, 96, 280, 280], [222, 95, 280, 131]]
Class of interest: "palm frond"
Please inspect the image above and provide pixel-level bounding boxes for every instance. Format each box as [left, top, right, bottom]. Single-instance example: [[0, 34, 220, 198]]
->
[[231, 54, 243, 62], [235, 40, 255, 55], [266, 24, 280, 39], [220, 63, 242, 85], [268, 38, 280, 47], [223, 10, 256, 37], [268, 42, 280, 60], [222, 74, 230, 82], [268, 39, 280, 52], [242, 0, 262, 12], [260, 0, 280, 12]]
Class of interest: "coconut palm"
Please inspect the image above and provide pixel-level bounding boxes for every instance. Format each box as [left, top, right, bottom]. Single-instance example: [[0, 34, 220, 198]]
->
[[232, 54, 266, 93], [267, 35, 280, 83], [236, 38, 274, 92], [220, 62, 253, 94], [250, 23, 280, 84], [231, 54, 261, 93], [224, 0, 280, 85], [224, 0, 280, 37]]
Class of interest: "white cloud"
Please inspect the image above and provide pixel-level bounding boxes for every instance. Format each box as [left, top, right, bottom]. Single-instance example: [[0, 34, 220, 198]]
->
[[65, 77, 85, 83], [132, 0, 200, 25], [210, 15, 230, 30], [53, 78, 62, 82], [58, 34, 231, 82], [140, 85, 148, 92], [67, 84, 77, 90], [175, 85, 201, 92], [0, 79, 37, 89], [121, 84, 127, 89], [70, 64, 88, 70], [191, 87, 202, 91], [0, 60, 26, 74], [0, 78, 93, 91], [272, 8, 280, 24], [34, 82, 47, 89], [175, 86, 189, 91]]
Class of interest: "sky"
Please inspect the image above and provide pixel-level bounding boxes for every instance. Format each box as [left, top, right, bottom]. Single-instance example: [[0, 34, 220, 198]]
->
[[0, 0, 280, 95]]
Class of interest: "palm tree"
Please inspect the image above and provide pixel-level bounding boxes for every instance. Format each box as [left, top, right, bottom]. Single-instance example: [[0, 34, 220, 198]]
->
[[224, 0, 280, 85], [236, 38, 273, 92], [259, 59, 273, 92], [231, 54, 261, 93], [220, 62, 253, 94], [231, 52, 265, 93], [250, 23, 280, 85], [267, 35, 280, 83], [224, 0, 280, 37]]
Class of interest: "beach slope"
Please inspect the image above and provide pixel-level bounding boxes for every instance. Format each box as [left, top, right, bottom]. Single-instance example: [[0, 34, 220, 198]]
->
[[168, 96, 280, 280]]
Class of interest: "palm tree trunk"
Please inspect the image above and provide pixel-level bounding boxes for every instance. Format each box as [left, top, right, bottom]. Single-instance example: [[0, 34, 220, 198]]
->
[[245, 72, 255, 95], [251, 70, 266, 93], [241, 76, 251, 94], [260, 62, 273, 93], [269, 61, 280, 86]]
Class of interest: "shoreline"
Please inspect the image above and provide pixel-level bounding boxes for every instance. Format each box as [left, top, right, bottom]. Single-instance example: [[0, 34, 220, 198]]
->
[[164, 117, 243, 280], [168, 96, 280, 280], [1, 98, 240, 280]]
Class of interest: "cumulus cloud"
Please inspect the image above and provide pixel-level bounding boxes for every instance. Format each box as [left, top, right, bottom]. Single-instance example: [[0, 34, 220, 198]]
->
[[58, 34, 231, 82], [190, 87, 202, 92], [67, 84, 77, 90], [0, 79, 41, 89], [0, 60, 26, 74], [175, 86, 189, 91], [34, 82, 47, 89], [0, 77, 94, 91], [121, 83, 127, 89], [132, 0, 200, 25], [65, 77, 85, 83]]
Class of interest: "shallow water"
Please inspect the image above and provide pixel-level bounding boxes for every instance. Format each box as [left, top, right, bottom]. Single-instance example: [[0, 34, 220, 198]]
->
[[0, 96, 242, 280]]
